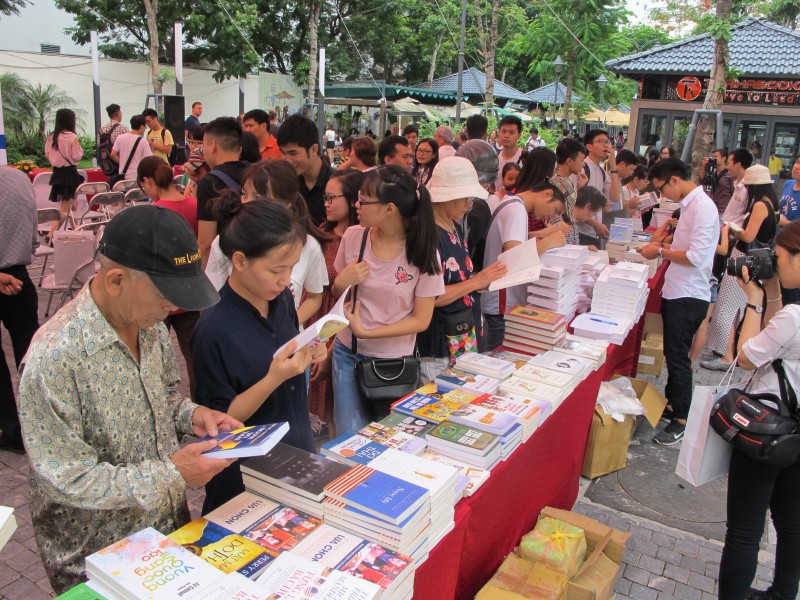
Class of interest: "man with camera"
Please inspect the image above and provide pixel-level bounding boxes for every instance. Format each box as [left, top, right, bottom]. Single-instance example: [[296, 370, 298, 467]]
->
[[640, 158, 720, 445]]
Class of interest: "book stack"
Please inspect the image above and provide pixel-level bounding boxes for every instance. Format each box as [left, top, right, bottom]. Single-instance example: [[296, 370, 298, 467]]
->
[[391, 383, 480, 425], [425, 421, 502, 470], [367, 448, 459, 546], [256, 553, 378, 599], [527, 350, 595, 381], [525, 265, 580, 321], [377, 412, 437, 438], [420, 451, 490, 497], [322, 465, 432, 564], [455, 352, 517, 380], [434, 368, 501, 396], [555, 335, 608, 370], [471, 393, 545, 441], [591, 262, 650, 323], [486, 348, 532, 370], [498, 374, 566, 407], [540, 244, 590, 270], [241, 443, 351, 519], [651, 200, 681, 227], [320, 421, 427, 467], [502, 305, 567, 356], [204, 491, 324, 560], [578, 254, 607, 313], [571, 312, 633, 345], [447, 402, 522, 458], [256, 553, 382, 600], [276, 523, 418, 599], [85, 527, 228, 600]]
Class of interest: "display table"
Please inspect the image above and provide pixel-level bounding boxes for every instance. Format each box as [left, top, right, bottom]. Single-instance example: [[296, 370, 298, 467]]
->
[[411, 343, 631, 600]]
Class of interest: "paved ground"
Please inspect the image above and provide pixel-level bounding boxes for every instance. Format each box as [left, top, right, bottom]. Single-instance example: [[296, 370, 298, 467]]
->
[[0, 256, 788, 598]]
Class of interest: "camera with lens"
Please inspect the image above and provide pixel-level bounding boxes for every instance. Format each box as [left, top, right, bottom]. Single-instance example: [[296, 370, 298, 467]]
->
[[703, 156, 717, 194], [726, 247, 777, 281]]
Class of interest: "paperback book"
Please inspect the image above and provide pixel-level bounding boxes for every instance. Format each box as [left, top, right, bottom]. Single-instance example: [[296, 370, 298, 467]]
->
[[426, 422, 499, 456], [199, 423, 289, 459], [513, 364, 575, 388], [447, 404, 518, 437], [503, 305, 565, 331], [320, 434, 391, 467], [434, 368, 501, 396], [377, 413, 437, 438], [273, 286, 351, 357], [357, 422, 427, 455], [455, 352, 517, 379]]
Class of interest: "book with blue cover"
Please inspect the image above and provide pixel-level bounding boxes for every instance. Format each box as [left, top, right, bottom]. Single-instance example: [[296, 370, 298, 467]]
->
[[323, 464, 429, 525], [447, 404, 519, 436], [199, 423, 289, 459], [320, 434, 391, 466]]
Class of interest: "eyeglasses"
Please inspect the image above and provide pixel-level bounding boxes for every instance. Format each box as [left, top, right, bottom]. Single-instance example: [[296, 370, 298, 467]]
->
[[656, 179, 670, 194], [357, 193, 383, 206], [187, 138, 202, 146], [416, 149, 433, 155], [323, 193, 345, 204], [592, 138, 612, 145]]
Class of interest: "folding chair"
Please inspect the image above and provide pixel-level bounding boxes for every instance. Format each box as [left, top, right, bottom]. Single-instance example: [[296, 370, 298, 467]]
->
[[85, 191, 125, 220], [112, 180, 139, 193], [32, 172, 53, 210], [74, 181, 111, 223], [34, 208, 63, 286], [124, 188, 150, 206], [41, 230, 98, 317]]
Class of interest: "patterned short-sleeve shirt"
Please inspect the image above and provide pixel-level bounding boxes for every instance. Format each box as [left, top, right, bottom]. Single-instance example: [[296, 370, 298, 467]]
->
[[18, 283, 198, 593]]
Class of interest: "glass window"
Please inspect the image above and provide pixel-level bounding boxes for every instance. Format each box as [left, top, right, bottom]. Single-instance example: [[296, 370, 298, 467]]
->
[[638, 113, 666, 157], [735, 120, 767, 161], [671, 116, 693, 157], [770, 124, 800, 187]]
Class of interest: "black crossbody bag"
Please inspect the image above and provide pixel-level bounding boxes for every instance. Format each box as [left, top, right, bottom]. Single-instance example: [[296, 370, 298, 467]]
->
[[710, 357, 800, 469], [351, 228, 421, 418]]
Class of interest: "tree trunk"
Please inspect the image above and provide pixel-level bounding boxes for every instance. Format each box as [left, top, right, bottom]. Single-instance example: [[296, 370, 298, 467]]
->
[[143, 0, 161, 112], [483, 0, 500, 108], [563, 57, 576, 132], [427, 32, 444, 89], [690, 0, 731, 180], [306, 0, 322, 117]]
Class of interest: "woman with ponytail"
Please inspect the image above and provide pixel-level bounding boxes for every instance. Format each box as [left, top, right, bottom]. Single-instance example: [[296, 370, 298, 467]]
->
[[191, 198, 324, 513], [331, 165, 444, 435]]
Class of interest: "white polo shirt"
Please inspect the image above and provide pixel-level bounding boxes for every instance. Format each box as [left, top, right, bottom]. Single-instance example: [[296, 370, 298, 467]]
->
[[722, 178, 748, 228], [662, 186, 719, 302]]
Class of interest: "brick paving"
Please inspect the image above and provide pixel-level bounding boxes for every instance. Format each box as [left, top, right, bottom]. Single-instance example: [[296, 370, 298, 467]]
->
[[0, 255, 792, 598]]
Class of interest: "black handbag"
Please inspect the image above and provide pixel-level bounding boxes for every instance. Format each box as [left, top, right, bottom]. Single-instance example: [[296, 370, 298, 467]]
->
[[351, 228, 421, 419], [710, 358, 800, 469]]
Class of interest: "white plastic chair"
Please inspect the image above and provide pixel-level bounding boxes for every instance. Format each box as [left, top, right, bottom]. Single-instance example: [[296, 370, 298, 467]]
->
[[112, 180, 139, 193], [85, 191, 125, 220], [32, 172, 53, 210], [124, 188, 150, 206], [34, 208, 63, 286], [74, 181, 111, 223], [41, 257, 97, 317]]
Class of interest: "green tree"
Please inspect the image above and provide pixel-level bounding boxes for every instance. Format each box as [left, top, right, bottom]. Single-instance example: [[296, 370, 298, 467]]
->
[[0, 0, 26, 17], [651, 0, 748, 35], [0, 72, 30, 137], [756, 0, 800, 28]]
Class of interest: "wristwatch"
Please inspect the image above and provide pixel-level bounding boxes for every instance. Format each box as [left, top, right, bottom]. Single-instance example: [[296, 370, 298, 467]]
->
[[657, 248, 663, 259], [746, 303, 763, 314], [609, 169, 619, 174]]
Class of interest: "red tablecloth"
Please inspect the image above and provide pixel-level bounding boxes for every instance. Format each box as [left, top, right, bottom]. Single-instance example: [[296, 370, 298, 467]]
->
[[412, 344, 623, 600], [26, 167, 108, 183]]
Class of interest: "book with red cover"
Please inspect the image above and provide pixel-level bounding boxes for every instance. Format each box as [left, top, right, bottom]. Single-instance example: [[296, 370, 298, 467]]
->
[[503, 305, 566, 331]]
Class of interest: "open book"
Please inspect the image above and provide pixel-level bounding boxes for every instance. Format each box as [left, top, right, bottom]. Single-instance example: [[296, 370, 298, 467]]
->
[[488, 237, 542, 291], [273, 286, 351, 357]]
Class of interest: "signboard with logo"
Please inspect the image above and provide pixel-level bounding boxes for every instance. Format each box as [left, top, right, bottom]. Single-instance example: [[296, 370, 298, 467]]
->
[[670, 77, 800, 105]]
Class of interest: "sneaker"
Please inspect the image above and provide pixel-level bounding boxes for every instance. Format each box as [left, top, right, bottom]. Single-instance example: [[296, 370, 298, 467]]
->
[[746, 589, 772, 600], [659, 405, 675, 423], [653, 419, 685, 446], [700, 357, 733, 371]]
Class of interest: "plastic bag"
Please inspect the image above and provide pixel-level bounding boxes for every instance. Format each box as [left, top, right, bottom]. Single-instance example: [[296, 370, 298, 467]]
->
[[597, 379, 646, 421], [518, 518, 587, 577]]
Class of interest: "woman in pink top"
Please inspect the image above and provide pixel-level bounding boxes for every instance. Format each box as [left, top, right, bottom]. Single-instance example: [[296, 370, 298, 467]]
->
[[331, 165, 444, 434], [137, 155, 199, 397], [43, 109, 84, 235]]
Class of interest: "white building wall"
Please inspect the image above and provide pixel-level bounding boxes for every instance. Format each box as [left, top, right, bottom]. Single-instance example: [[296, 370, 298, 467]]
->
[[0, 0, 86, 55]]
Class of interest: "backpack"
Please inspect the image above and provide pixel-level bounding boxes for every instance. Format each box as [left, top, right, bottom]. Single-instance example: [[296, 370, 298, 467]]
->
[[467, 196, 523, 272], [97, 122, 120, 176], [161, 129, 184, 167], [583, 162, 606, 184]]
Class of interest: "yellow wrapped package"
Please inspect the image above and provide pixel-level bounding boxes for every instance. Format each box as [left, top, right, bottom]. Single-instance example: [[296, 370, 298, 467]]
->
[[518, 517, 587, 577]]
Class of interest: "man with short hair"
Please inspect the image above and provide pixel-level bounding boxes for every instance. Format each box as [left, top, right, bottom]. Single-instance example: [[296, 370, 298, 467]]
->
[[580, 129, 620, 240], [552, 137, 588, 245], [435, 125, 456, 159], [268, 110, 280, 137], [640, 158, 719, 445], [496, 115, 523, 188], [349, 136, 378, 171], [722, 148, 754, 228], [0, 168, 38, 454], [524, 126, 546, 151], [278, 114, 331, 225], [700, 147, 734, 216], [573, 186, 608, 249], [99, 103, 129, 148], [603, 148, 640, 223], [111, 115, 153, 181], [403, 124, 419, 151], [184, 101, 202, 135], [19, 205, 240, 593], [242, 109, 282, 160], [142, 108, 174, 164], [465, 115, 488, 140], [378, 135, 413, 172], [197, 117, 246, 268]]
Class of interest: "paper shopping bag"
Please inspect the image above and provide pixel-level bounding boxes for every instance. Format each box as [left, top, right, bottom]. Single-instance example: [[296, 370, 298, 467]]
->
[[676, 385, 732, 487]]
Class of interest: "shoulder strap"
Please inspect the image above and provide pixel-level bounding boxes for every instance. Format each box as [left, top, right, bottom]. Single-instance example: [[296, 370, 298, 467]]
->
[[161, 128, 166, 143], [350, 228, 371, 356], [772, 358, 798, 417], [121, 136, 142, 177], [487, 196, 523, 233], [208, 168, 242, 194]]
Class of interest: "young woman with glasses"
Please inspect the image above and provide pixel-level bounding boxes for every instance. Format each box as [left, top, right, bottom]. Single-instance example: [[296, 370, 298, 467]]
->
[[412, 137, 439, 186]]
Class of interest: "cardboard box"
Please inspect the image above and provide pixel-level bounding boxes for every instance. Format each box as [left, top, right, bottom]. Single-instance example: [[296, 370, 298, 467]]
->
[[643, 313, 663, 338], [637, 335, 665, 377], [540, 507, 631, 600], [582, 377, 668, 479]]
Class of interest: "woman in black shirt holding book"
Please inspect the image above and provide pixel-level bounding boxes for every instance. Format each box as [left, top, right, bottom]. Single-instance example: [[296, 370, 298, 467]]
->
[[191, 198, 326, 512]]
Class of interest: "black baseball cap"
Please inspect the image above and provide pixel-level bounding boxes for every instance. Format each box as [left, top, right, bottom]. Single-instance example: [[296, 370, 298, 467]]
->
[[98, 205, 219, 311]]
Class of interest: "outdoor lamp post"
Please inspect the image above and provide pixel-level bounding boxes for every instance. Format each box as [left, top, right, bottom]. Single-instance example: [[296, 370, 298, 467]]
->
[[553, 55, 564, 129], [596, 74, 608, 127]]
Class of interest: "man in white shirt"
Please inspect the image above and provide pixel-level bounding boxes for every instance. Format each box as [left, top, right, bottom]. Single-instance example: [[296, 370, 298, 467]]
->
[[435, 125, 456, 159], [496, 116, 523, 189], [722, 148, 754, 228], [524, 126, 546, 151], [579, 130, 620, 242], [111, 115, 153, 181], [640, 158, 719, 445]]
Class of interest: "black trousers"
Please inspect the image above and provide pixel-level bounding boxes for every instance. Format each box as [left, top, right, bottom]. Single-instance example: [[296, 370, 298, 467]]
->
[[661, 296, 708, 419], [0, 265, 39, 443], [718, 449, 800, 600]]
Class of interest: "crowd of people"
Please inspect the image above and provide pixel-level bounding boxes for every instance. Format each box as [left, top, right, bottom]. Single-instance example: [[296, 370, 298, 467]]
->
[[2, 100, 800, 600]]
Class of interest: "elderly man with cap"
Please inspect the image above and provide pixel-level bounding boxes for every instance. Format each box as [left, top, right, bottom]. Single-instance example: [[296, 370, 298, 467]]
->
[[416, 157, 509, 381], [18, 205, 243, 593]]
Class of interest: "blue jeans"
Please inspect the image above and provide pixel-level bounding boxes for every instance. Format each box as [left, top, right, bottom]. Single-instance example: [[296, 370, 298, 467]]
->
[[480, 313, 505, 353], [332, 339, 372, 436]]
